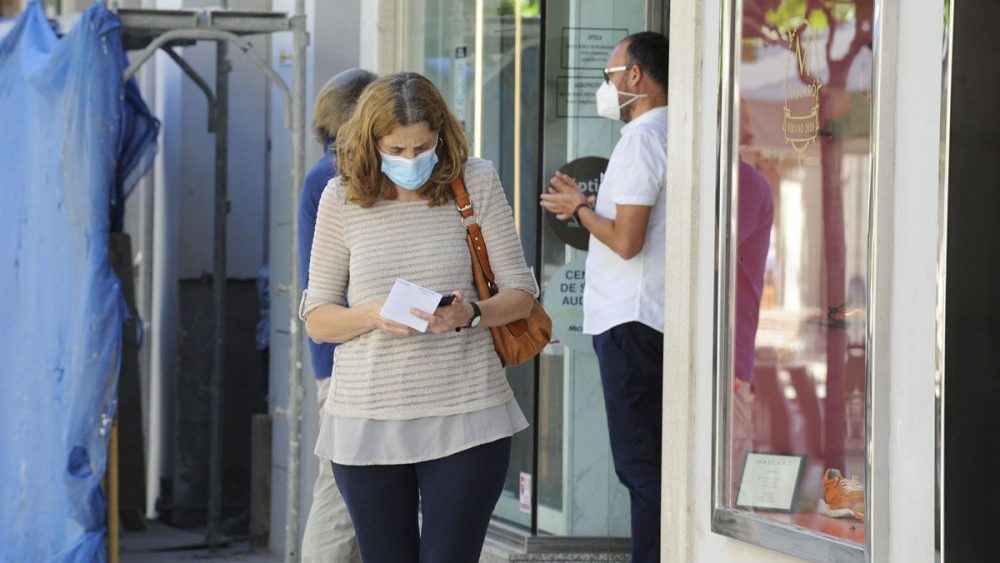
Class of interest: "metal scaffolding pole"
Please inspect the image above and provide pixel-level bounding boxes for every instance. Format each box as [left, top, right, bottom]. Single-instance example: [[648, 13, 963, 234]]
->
[[206, 38, 230, 551], [285, 2, 307, 560]]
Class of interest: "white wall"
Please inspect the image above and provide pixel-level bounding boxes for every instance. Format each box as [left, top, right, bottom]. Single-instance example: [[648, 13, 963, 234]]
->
[[143, 0, 185, 520], [359, 0, 401, 74], [867, 0, 942, 560], [176, 0, 270, 279]]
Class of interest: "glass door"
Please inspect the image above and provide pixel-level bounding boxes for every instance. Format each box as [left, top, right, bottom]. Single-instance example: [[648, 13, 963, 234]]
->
[[401, 0, 542, 531], [402, 0, 656, 541], [535, 0, 648, 540]]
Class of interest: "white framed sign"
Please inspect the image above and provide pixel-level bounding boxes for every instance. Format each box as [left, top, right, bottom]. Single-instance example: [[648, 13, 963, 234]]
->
[[735, 452, 807, 513]]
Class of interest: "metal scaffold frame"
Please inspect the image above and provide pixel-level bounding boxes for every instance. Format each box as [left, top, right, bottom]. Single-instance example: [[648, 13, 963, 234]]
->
[[104, 4, 308, 562]]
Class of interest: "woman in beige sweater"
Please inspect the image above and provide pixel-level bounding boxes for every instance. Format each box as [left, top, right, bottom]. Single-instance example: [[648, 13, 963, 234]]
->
[[299, 72, 537, 563]]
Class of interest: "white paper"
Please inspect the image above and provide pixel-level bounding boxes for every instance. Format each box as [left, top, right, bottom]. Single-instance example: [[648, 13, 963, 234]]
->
[[380, 278, 443, 333]]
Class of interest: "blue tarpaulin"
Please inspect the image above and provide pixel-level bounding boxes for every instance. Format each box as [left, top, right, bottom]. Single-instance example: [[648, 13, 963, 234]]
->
[[0, 2, 158, 561]]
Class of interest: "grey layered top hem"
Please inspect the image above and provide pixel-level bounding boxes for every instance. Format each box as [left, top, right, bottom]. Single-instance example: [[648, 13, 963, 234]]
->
[[314, 397, 529, 466]]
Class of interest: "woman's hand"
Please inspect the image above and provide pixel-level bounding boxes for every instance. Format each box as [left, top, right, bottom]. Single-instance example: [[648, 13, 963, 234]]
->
[[376, 316, 419, 338], [410, 290, 472, 334], [306, 299, 393, 344], [361, 299, 419, 338]]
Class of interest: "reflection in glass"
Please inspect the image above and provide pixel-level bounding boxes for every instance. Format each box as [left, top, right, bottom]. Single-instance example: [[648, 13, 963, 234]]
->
[[722, 0, 874, 546]]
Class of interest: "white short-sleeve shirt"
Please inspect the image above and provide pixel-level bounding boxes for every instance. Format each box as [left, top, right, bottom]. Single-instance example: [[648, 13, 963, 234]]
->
[[583, 105, 668, 335]]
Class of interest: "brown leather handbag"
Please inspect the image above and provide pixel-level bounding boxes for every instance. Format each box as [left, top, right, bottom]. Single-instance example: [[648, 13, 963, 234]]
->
[[451, 176, 552, 367]]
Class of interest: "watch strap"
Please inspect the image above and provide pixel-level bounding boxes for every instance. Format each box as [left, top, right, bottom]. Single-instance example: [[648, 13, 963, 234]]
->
[[468, 301, 482, 328]]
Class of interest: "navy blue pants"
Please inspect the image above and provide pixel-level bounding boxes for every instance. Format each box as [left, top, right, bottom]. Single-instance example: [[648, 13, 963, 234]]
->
[[331, 437, 511, 563], [593, 322, 663, 563]]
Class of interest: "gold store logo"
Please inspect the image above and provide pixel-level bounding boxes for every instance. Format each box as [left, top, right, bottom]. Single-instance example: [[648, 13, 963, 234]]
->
[[783, 23, 823, 160]]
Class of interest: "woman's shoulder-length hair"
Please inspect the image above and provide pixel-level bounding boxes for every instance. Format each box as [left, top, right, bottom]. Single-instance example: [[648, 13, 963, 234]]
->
[[336, 72, 469, 208]]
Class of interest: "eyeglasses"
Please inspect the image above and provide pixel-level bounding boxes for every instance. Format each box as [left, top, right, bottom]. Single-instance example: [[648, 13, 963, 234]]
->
[[603, 65, 630, 83]]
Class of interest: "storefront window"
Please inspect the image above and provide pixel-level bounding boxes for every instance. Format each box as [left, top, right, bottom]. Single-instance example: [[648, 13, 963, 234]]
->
[[714, 0, 874, 558]]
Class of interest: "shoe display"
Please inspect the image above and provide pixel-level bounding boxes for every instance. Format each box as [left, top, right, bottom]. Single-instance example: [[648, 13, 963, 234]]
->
[[818, 468, 865, 522]]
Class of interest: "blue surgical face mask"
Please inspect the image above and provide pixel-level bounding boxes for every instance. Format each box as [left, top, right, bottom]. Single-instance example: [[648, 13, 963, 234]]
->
[[379, 145, 439, 190]]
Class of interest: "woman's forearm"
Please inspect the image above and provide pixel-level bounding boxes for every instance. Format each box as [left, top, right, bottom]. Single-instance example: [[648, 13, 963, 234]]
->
[[305, 301, 379, 343], [474, 288, 535, 327], [308, 288, 533, 341]]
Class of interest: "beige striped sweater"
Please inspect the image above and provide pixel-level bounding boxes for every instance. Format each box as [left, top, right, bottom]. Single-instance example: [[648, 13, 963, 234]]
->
[[300, 158, 538, 420]]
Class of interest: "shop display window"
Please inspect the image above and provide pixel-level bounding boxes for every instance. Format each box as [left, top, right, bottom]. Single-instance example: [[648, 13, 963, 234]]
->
[[713, 0, 874, 558]]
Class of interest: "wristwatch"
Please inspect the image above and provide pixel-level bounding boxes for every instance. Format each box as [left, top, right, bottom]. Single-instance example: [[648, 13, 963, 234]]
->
[[467, 302, 482, 328], [455, 301, 483, 332]]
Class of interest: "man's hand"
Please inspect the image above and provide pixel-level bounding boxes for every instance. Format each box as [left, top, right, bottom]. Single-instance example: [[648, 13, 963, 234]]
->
[[541, 171, 590, 221]]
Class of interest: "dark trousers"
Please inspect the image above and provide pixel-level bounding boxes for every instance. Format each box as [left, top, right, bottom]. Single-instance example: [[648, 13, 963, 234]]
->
[[593, 322, 664, 563], [331, 437, 512, 563]]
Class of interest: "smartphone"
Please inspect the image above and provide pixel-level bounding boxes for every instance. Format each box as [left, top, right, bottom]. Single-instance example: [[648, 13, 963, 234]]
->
[[438, 294, 456, 307]]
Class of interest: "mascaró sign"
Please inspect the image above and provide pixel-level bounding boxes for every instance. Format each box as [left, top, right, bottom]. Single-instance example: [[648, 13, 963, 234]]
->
[[783, 22, 823, 160]]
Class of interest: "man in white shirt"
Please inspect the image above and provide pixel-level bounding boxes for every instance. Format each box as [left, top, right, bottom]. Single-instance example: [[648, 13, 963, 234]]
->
[[540, 31, 668, 563]]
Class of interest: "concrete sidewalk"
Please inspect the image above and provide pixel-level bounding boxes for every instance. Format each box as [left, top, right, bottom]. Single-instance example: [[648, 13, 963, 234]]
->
[[120, 521, 281, 562]]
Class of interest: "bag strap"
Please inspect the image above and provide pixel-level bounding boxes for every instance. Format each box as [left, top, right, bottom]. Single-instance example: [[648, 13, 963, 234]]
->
[[451, 176, 499, 296]]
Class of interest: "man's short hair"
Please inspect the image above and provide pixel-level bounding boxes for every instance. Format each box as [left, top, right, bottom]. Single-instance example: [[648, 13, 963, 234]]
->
[[312, 68, 378, 148], [624, 32, 669, 90]]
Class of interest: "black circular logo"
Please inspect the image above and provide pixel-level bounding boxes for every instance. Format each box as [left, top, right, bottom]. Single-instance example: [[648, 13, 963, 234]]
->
[[546, 156, 608, 251]]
